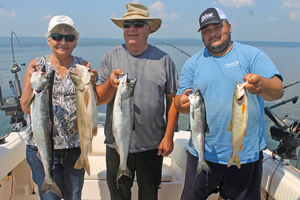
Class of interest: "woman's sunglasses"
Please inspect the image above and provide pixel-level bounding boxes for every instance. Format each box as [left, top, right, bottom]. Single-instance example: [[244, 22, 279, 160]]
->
[[50, 33, 76, 42], [122, 21, 148, 29]]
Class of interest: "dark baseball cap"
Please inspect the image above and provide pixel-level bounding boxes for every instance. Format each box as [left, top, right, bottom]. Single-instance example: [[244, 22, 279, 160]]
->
[[198, 7, 227, 32]]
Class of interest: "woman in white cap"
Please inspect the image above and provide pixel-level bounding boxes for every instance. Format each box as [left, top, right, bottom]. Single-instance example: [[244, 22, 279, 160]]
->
[[20, 15, 97, 200]]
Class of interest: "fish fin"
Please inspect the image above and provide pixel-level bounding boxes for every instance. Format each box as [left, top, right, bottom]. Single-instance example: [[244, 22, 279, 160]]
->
[[227, 153, 241, 169], [242, 104, 247, 114], [93, 89, 99, 104], [27, 93, 35, 110], [88, 142, 93, 154], [84, 157, 91, 176], [116, 167, 132, 189], [92, 125, 98, 137], [227, 120, 232, 132], [206, 124, 210, 133], [239, 143, 243, 151], [84, 88, 91, 107], [74, 155, 84, 169], [41, 177, 63, 199], [196, 162, 212, 177]]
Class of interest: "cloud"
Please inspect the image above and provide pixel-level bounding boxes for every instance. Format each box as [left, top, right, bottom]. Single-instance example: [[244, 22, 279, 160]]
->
[[280, 1, 300, 9], [132, 0, 139, 2], [289, 10, 300, 20], [212, 2, 219, 6], [41, 14, 52, 21], [267, 17, 278, 21], [0, 8, 16, 17], [149, 1, 179, 20], [218, 0, 256, 8], [111, 13, 118, 18]]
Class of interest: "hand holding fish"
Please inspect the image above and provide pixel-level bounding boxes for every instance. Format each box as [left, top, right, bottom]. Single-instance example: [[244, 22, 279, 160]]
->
[[28, 61, 40, 80], [243, 73, 264, 95], [175, 88, 193, 114], [110, 69, 124, 89], [86, 63, 98, 86]]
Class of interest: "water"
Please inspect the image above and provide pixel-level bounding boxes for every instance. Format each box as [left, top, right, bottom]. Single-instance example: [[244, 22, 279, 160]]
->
[[1, 38, 300, 167]]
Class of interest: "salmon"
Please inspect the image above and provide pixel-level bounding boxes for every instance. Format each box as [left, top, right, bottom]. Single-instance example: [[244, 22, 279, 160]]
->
[[29, 70, 63, 198], [227, 81, 248, 168], [189, 89, 211, 176], [112, 74, 136, 185]]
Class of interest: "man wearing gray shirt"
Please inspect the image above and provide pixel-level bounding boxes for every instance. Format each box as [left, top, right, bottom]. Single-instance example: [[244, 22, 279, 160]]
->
[[95, 2, 179, 200]]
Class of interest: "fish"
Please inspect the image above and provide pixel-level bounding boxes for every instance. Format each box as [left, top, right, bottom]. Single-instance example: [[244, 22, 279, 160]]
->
[[227, 81, 248, 168], [69, 64, 98, 176], [29, 70, 63, 198], [112, 73, 137, 185], [189, 89, 211, 176]]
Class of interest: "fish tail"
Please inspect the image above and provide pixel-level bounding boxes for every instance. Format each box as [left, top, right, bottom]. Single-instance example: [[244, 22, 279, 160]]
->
[[84, 157, 91, 176], [116, 166, 132, 189], [196, 162, 212, 176], [41, 177, 63, 199], [227, 153, 241, 168], [74, 155, 84, 170]]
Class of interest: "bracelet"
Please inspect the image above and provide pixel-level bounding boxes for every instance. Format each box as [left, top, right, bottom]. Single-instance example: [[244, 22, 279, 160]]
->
[[92, 81, 96, 87]]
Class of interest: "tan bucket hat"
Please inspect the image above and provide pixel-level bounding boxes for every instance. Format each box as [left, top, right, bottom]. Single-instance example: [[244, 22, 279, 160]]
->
[[111, 2, 162, 34]]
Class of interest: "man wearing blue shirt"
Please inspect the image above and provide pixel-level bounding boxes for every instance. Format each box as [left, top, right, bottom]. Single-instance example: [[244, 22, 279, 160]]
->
[[175, 7, 284, 200]]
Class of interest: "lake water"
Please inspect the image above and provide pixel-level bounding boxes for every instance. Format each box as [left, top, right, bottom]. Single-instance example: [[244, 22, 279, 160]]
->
[[1, 37, 300, 167]]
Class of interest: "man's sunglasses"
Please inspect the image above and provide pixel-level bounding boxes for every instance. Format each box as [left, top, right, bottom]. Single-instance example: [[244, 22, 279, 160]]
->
[[122, 21, 148, 28], [50, 33, 76, 42]]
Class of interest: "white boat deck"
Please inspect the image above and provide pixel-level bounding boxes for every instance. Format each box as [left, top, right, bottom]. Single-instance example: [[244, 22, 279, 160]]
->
[[1, 127, 300, 200]]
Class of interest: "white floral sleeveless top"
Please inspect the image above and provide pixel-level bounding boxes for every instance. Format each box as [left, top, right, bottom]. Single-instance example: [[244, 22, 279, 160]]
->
[[25, 55, 83, 149]]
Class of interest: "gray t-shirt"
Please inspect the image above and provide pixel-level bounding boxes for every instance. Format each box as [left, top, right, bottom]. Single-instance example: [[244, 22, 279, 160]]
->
[[97, 44, 178, 153]]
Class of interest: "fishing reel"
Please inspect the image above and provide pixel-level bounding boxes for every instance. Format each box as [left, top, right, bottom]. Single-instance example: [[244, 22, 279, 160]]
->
[[265, 96, 300, 160]]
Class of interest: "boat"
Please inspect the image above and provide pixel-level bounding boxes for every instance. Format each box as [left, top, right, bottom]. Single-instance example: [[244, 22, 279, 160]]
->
[[1, 36, 300, 200], [1, 116, 300, 200]]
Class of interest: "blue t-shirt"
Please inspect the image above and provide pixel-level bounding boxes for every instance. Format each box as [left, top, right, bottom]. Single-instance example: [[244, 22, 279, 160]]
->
[[177, 41, 282, 165]]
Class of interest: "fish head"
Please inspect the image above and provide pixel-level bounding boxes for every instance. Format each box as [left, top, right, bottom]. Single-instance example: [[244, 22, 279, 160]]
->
[[234, 81, 247, 105], [188, 89, 204, 108], [31, 70, 52, 91], [119, 73, 137, 100], [69, 64, 91, 90]]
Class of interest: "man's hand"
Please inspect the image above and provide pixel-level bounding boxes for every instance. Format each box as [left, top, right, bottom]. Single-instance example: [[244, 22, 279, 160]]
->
[[174, 88, 192, 114], [110, 69, 124, 89], [158, 136, 173, 157], [243, 73, 264, 95]]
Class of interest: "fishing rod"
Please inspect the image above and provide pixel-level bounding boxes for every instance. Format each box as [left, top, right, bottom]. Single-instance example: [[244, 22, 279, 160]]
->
[[154, 42, 191, 57], [155, 42, 300, 90]]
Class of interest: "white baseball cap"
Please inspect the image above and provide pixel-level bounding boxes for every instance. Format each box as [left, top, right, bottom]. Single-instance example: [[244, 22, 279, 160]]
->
[[46, 15, 80, 38]]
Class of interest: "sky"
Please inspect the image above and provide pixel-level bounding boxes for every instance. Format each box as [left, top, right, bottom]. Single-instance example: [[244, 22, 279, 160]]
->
[[0, 0, 300, 42]]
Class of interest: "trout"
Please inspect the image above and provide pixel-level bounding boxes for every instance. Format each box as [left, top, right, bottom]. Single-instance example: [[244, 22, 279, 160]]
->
[[112, 74, 137, 185], [29, 70, 63, 198], [69, 64, 98, 176], [189, 89, 211, 176], [227, 81, 248, 168]]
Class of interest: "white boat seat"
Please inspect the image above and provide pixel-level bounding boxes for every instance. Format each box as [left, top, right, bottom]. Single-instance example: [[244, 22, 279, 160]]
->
[[84, 126, 174, 182]]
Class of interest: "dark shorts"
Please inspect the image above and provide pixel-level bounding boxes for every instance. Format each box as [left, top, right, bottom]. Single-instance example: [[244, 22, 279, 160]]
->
[[106, 146, 163, 200], [181, 150, 263, 200]]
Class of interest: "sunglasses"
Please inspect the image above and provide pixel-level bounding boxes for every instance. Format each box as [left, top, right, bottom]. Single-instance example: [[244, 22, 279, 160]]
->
[[50, 33, 76, 42], [122, 21, 148, 28]]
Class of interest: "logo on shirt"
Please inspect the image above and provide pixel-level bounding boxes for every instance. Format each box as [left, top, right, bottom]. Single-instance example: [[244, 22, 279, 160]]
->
[[201, 13, 214, 23], [225, 61, 239, 68]]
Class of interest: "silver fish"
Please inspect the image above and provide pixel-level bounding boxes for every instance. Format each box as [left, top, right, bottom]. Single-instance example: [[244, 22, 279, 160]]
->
[[112, 74, 137, 184], [69, 64, 98, 176], [227, 81, 248, 168], [29, 70, 63, 198], [189, 89, 211, 176]]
